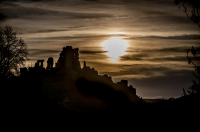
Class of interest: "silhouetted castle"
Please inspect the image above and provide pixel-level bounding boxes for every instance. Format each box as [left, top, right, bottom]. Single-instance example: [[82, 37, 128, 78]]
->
[[20, 46, 136, 95], [55, 46, 81, 71]]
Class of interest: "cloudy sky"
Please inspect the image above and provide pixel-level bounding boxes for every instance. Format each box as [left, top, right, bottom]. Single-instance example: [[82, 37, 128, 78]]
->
[[0, 0, 199, 98]]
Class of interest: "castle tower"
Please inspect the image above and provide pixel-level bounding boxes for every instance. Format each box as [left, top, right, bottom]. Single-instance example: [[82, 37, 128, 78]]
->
[[55, 46, 81, 71]]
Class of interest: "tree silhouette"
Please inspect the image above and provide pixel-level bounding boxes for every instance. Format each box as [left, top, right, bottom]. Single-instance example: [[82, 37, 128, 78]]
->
[[174, 0, 200, 27], [0, 25, 28, 79], [187, 46, 200, 80], [187, 80, 200, 94], [185, 46, 200, 94], [174, 1, 200, 94]]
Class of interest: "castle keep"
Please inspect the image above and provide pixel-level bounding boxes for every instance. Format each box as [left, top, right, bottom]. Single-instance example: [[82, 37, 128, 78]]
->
[[55, 46, 80, 71]]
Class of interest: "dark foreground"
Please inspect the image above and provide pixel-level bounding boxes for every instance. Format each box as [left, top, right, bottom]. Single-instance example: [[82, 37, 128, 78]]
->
[[1, 76, 199, 130]]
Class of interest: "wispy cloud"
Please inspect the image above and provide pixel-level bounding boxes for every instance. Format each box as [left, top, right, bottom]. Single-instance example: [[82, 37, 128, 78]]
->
[[127, 34, 200, 40], [120, 53, 147, 61], [143, 34, 200, 40], [0, 1, 114, 20], [122, 47, 189, 61], [29, 49, 60, 53]]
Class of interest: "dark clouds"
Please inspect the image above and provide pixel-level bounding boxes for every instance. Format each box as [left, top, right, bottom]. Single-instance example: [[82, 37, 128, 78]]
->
[[120, 53, 147, 61], [121, 55, 188, 62], [26, 34, 200, 42], [127, 34, 200, 40], [0, 1, 114, 20], [142, 34, 200, 40], [106, 65, 171, 77], [29, 49, 60, 57], [29, 49, 60, 53], [155, 47, 189, 52], [151, 56, 188, 62], [18, 29, 69, 34], [143, 15, 192, 25], [1, 0, 198, 34], [119, 64, 191, 77], [122, 46, 189, 61], [27, 34, 125, 41]]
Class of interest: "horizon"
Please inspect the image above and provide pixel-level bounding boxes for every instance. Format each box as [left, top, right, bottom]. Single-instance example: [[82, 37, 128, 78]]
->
[[0, 0, 199, 99]]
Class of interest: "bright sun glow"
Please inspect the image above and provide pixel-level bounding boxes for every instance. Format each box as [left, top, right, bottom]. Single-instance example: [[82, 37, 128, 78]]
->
[[108, 32, 125, 35], [102, 38, 128, 63]]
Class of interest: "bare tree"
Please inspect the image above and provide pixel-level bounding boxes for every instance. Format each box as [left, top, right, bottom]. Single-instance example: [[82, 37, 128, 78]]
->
[[185, 46, 200, 94], [187, 46, 200, 79], [0, 25, 28, 79], [174, 0, 200, 27], [174, 0, 200, 94]]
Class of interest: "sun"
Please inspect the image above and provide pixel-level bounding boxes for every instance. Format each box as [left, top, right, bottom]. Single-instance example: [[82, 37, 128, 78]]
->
[[102, 38, 128, 63]]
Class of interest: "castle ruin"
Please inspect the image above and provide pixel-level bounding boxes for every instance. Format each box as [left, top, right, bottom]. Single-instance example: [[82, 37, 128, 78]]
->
[[20, 46, 136, 95], [55, 46, 80, 71]]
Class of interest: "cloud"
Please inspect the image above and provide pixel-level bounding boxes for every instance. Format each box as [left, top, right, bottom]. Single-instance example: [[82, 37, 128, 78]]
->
[[0, 1, 114, 20], [99, 62, 195, 80], [144, 15, 192, 25], [64, 12, 114, 19], [27, 34, 125, 41], [103, 65, 170, 77], [126, 46, 192, 54], [145, 34, 200, 40], [154, 47, 188, 52], [29, 49, 60, 56], [121, 55, 188, 62], [143, 10, 168, 16], [121, 46, 189, 62], [120, 53, 147, 61], [128, 34, 200, 40], [151, 56, 188, 62], [27, 29, 68, 34]]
